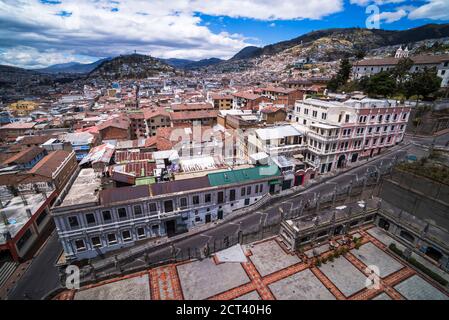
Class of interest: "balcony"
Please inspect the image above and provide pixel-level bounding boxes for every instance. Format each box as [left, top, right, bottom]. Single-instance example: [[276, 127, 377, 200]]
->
[[307, 131, 339, 141], [266, 144, 305, 155]]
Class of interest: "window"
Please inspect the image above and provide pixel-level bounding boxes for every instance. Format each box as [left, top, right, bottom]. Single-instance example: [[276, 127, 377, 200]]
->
[[321, 113, 327, 120], [36, 211, 48, 226], [133, 205, 143, 216], [68, 216, 79, 228], [345, 114, 350, 123], [85, 213, 96, 225], [244, 199, 250, 206], [402, 113, 408, 120], [164, 200, 173, 212], [149, 203, 157, 213], [304, 108, 309, 115], [378, 115, 383, 122], [217, 191, 224, 204], [229, 189, 236, 201], [122, 230, 132, 242], [338, 114, 342, 122], [117, 208, 127, 219], [137, 227, 146, 239], [107, 233, 117, 245], [91, 236, 101, 248], [204, 193, 211, 203], [241, 187, 246, 197], [247, 186, 251, 195], [255, 184, 259, 193], [16, 229, 32, 250], [180, 197, 188, 209], [75, 239, 86, 252], [312, 110, 317, 118], [193, 195, 199, 205], [102, 210, 112, 222], [259, 184, 263, 193]]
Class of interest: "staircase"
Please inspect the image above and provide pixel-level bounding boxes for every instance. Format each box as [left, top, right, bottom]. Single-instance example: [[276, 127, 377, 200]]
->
[[0, 261, 18, 288]]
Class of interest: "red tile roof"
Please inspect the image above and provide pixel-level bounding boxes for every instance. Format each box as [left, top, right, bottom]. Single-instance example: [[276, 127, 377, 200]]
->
[[171, 102, 214, 112], [28, 150, 73, 177], [170, 110, 218, 121], [2, 146, 45, 166], [97, 117, 130, 131]]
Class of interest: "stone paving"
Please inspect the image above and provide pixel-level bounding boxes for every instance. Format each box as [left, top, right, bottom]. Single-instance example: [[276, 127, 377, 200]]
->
[[350, 242, 404, 278], [61, 227, 449, 301], [247, 240, 301, 277], [318, 256, 368, 297], [366, 227, 406, 251], [305, 243, 331, 258], [74, 274, 151, 300], [269, 269, 336, 300], [372, 292, 392, 300], [177, 258, 250, 300], [394, 275, 449, 300], [234, 290, 261, 300]]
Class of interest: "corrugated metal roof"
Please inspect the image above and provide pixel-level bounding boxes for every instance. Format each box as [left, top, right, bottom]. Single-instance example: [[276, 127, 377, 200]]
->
[[208, 165, 280, 187], [150, 176, 210, 196], [99, 185, 150, 205]]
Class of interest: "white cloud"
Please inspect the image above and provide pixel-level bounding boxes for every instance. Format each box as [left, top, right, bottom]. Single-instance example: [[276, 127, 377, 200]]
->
[[0, 46, 93, 68], [192, 0, 343, 20], [379, 8, 408, 23], [0, 0, 344, 68], [350, 0, 407, 6], [408, 0, 449, 20]]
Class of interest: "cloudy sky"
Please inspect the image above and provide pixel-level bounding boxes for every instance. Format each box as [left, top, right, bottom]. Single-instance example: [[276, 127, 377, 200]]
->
[[0, 0, 448, 69]]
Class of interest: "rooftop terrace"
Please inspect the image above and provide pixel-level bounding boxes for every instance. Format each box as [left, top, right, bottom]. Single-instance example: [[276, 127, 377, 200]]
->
[[59, 169, 101, 207], [0, 192, 50, 245]]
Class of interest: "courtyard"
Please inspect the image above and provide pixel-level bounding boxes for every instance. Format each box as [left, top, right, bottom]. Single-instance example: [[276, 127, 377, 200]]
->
[[66, 226, 448, 300]]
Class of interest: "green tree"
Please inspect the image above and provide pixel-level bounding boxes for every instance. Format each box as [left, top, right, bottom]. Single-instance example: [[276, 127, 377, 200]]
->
[[326, 58, 352, 92], [365, 71, 396, 97], [355, 49, 366, 60], [391, 57, 414, 94], [404, 67, 441, 101]]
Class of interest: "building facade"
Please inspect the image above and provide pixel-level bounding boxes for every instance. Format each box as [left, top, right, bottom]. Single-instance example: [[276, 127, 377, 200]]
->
[[352, 54, 449, 87], [52, 165, 283, 261], [290, 98, 410, 174]]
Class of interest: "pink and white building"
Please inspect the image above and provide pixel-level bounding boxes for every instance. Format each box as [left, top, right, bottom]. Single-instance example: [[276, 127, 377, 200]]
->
[[291, 98, 411, 174]]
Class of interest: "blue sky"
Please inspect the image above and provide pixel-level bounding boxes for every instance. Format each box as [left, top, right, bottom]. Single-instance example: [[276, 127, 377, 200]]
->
[[0, 0, 448, 68]]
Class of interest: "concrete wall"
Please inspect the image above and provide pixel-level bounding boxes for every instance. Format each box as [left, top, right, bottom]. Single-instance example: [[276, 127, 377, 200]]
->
[[380, 172, 449, 230]]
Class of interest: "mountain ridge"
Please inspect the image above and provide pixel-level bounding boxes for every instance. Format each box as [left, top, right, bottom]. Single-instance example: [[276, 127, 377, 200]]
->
[[230, 23, 449, 61]]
